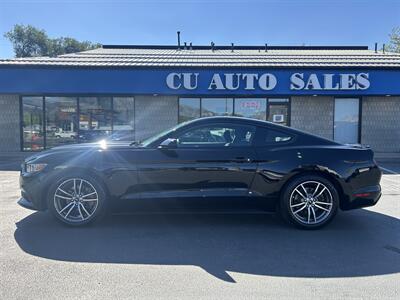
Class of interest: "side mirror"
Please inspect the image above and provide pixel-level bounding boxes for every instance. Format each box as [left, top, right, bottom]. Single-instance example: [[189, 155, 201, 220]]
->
[[158, 138, 178, 149]]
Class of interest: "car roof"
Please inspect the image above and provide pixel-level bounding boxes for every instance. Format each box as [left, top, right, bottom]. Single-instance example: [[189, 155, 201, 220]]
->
[[186, 116, 288, 130]]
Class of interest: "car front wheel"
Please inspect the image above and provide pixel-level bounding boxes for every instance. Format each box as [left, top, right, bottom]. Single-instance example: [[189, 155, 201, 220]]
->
[[280, 175, 339, 229], [47, 174, 107, 226]]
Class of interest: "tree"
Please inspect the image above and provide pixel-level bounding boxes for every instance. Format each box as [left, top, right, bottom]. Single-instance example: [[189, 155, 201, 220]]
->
[[4, 24, 101, 58], [386, 27, 400, 53]]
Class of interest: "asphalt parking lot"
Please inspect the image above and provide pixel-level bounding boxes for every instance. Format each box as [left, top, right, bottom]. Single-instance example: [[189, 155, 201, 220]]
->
[[0, 164, 399, 299]]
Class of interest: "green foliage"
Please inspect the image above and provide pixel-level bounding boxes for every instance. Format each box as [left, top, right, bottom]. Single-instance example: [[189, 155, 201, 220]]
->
[[4, 24, 101, 58], [386, 27, 400, 53]]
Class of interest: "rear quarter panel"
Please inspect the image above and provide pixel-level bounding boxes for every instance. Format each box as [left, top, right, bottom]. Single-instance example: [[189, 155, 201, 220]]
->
[[252, 145, 379, 210]]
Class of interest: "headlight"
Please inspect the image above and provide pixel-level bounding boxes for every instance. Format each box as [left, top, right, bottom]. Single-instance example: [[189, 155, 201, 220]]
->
[[25, 163, 47, 173]]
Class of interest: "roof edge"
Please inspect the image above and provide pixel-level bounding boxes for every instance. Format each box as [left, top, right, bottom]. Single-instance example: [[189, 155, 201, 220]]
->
[[101, 44, 369, 50]]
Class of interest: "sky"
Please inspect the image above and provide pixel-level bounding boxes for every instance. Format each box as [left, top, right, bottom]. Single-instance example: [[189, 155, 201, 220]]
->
[[0, 0, 399, 58]]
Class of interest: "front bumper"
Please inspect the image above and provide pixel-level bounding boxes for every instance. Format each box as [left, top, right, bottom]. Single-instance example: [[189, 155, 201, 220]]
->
[[18, 197, 38, 210], [19, 171, 48, 211]]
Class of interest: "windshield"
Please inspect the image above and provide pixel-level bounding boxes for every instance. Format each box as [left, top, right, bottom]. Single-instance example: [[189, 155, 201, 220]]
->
[[140, 121, 190, 147]]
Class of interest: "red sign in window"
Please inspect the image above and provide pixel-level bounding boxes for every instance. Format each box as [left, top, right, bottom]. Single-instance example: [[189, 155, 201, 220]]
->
[[240, 101, 261, 110]]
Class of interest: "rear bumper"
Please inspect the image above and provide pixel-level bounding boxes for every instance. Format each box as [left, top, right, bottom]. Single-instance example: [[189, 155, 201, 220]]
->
[[342, 184, 381, 210]]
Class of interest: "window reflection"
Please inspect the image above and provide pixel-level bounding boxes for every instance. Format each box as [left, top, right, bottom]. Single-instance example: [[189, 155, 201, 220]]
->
[[201, 98, 233, 117], [22, 96, 136, 150], [111, 97, 135, 141], [234, 98, 267, 120], [45, 97, 78, 148], [179, 98, 200, 123], [179, 98, 271, 123], [334, 98, 359, 144], [78, 97, 112, 142], [22, 97, 44, 151], [177, 124, 256, 147]]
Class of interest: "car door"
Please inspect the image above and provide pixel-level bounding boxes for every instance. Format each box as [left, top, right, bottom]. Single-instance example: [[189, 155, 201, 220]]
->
[[134, 122, 258, 199], [251, 126, 297, 201]]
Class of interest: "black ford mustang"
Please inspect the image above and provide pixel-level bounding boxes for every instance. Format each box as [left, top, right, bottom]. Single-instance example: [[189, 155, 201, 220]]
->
[[19, 117, 381, 229]]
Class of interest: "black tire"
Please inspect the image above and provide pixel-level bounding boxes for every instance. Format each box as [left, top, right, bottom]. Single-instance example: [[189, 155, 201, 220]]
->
[[47, 173, 108, 226], [279, 175, 339, 229]]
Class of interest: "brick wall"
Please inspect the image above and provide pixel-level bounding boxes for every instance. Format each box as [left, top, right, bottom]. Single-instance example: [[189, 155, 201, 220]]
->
[[361, 97, 400, 153], [134, 95, 178, 140], [290, 96, 334, 140], [0, 95, 20, 152]]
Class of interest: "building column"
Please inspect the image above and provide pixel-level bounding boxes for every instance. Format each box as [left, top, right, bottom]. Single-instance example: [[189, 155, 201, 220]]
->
[[361, 96, 400, 153], [290, 96, 334, 140], [0, 95, 20, 152]]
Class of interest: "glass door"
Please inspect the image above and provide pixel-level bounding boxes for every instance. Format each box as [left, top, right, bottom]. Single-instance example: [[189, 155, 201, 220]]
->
[[334, 98, 360, 144], [268, 98, 289, 126]]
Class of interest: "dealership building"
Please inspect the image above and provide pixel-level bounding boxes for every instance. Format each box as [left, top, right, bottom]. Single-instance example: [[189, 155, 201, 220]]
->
[[0, 44, 399, 154]]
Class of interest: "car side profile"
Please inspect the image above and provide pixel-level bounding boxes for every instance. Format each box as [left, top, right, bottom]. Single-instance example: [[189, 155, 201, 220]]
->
[[19, 117, 382, 229]]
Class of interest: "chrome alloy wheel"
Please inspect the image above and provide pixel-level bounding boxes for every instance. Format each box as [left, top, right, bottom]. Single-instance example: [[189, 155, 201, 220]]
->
[[289, 181, 333, 225], [53, 178, 99, 222]]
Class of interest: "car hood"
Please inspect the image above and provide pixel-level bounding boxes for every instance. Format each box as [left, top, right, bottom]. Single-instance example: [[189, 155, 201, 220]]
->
[[24, 141, 135, 162], [52, 140, 133, 150]]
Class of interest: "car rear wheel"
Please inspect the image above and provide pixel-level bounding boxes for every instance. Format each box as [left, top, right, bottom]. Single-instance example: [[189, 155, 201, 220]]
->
[[279, 175, 339, 229], [47, 174, 107, 226]]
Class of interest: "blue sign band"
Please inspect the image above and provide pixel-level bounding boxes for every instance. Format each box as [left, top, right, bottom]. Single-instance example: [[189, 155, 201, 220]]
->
[[0, 67, 399, 95]]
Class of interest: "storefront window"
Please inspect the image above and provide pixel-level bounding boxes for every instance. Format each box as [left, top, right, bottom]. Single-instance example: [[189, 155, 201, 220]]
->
[[112, 97, 135, 141], [201, 98, 233, 117], [179, 98, 200, 122], [45, 97, 78, 148], [21, 96, 136, 150], [334, 98, 360, 144], [22, 97, 44, 151], [268, 98, 289, 126], [78, 97, 112, 142], [234, 98, 267, 120]]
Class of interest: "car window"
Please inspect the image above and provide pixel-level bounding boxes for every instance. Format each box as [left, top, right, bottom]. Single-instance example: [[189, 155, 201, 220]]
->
[[257, 127, 294, 146], [140, 121, 191, 147], [177, 124, 256, 148]]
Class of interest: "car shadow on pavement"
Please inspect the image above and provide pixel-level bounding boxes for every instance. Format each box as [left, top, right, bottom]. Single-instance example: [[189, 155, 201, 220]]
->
[[14, 202, 400, 283]]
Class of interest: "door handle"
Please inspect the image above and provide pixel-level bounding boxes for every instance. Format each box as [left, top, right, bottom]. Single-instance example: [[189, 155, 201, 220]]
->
[[233, 157, 252, 163]]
